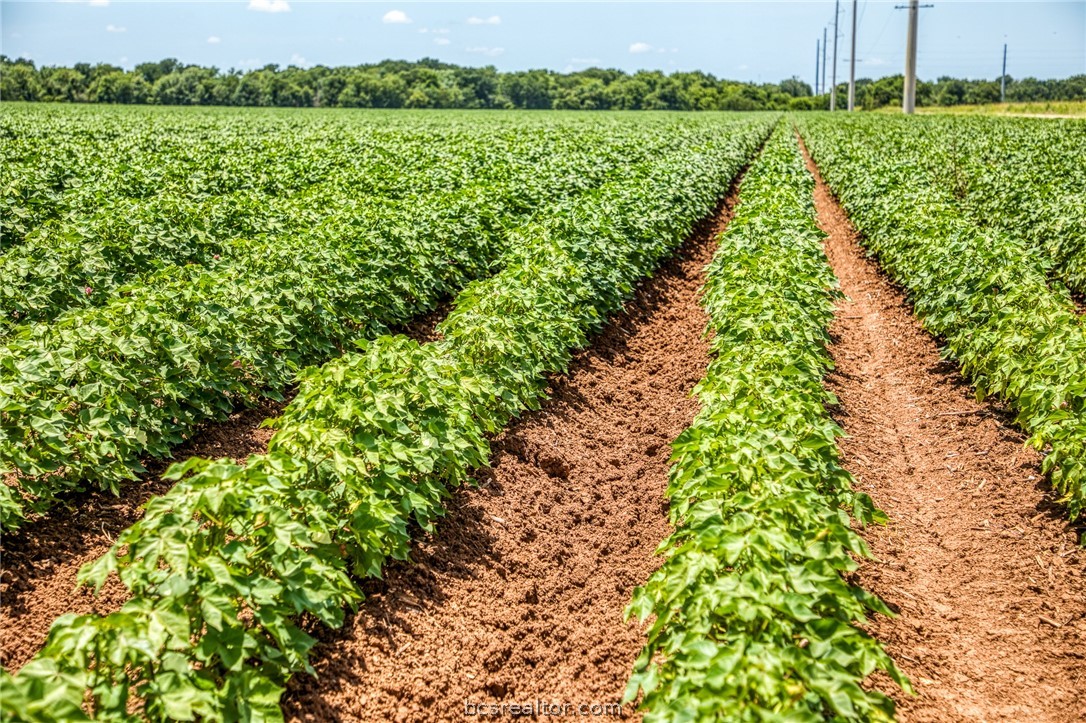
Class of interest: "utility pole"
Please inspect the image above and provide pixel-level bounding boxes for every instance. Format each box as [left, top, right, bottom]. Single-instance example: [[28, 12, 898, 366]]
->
[[848, 0, 858, 110], [816, 39, 821, 95], [822, 27, 828, 98], [831, 0, 840, 110], [903, 0, 919, 113], [1001, 43, 1007, 102], [897, 1, 932, 114]]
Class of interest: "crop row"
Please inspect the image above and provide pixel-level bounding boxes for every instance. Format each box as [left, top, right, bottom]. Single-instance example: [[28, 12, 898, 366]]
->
[[815, 115, 1086, 295], [798, 116, 1086, 520], [939, 116, 1086, 294], [1, 118, 760, 530], [2, 107, 542, 242], [625, 126, 909, 721], [1, 112, 665, 330], [2, 108, 352, 247], [0, 118, 774, 721]]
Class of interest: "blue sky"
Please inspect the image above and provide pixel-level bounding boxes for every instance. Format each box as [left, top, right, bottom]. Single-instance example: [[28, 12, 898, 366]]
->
[[2, 1, 1083, 84]]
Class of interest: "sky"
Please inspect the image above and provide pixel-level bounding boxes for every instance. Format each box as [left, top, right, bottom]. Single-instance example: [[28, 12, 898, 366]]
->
[[1, 1, 1083, 85]]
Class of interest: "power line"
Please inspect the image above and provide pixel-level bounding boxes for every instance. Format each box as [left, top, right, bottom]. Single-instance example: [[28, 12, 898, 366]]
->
[[862, 7, 896, 59], [857, 0, 869, 33]]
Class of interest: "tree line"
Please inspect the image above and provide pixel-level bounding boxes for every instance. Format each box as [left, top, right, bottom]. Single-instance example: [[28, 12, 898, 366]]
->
[[2, 56, 1083, 110]]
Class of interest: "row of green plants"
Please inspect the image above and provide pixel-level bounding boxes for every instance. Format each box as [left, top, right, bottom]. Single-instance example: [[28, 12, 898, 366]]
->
[[626, 126, 909, 721], [1, 107, 746, 251], [0, 118, 741, 530], [937, 116, 1086, 295], [818, 115, 1086, 295], [2, 108, 525, 241], [0, 118, 774, 721], [798, 116, 1086, 520], [1, 108, 661, 329], [2, 109, 349, 247]]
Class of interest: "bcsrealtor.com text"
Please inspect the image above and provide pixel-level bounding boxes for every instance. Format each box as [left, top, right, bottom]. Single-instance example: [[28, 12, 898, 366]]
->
[[463, 701, 624, 717]]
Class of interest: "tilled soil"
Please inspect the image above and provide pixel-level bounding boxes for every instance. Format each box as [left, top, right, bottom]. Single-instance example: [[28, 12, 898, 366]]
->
[[803, 142, 1086, 722], [281, 199, 735, 723], [1070, 290, 1085, 315]]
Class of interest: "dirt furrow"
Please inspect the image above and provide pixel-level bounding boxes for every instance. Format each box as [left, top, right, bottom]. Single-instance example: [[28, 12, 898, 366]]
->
[[0, 308, 448, 673], [802, 143, 1086, 722], [281, 197, 735, 723]]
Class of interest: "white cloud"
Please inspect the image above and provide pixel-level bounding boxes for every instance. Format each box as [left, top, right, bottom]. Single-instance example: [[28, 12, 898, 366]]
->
[[237, 58, 263, 69], [207, 35, 222, 44], [466, 46, 504, 57], [867, 57, 888, 67], [105, 24, 125, 33], [290, 52, 311, 68], [248, 0, 290, 13], [382, 9, 411, 24], [570, 57, 601, 65], [419, 27, 449, 34], [466, 15, 501, 25], [629, 42, 653, 54], [434, 37, 451, 46]]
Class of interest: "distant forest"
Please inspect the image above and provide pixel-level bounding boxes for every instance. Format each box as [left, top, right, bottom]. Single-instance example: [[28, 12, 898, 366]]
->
[[2, 56, 1084, 111]]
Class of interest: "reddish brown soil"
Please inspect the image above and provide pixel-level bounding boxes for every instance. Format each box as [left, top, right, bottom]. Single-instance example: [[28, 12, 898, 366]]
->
[[281, 199, 736, 723], [803, 141, 1086, 722], [1070, 290, 1085, 315], [396, 301, 450, 344]]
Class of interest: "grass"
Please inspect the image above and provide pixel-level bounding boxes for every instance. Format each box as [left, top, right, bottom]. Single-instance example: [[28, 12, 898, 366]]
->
[[911, 100, 1086, 118]]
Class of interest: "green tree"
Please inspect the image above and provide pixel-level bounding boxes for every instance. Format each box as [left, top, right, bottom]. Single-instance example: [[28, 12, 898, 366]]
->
[[1, 61, 44, 101], [40, 67, 88, 102], [500, 70, 553, 109], [152, 66, 216, 105], [88, 71, 150, 103]]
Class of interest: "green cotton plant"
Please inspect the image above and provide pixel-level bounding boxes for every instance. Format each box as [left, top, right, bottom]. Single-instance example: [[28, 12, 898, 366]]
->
[[626, 126, 910, 722], [0, 119, 624, 330], [0, 106, 756, 331], [797, 114, 1086, 521], [0, 186, 496, 528], [0, 117, 777, 722], [0, 116, 718, 531], [830, 114, 1086, 295]]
